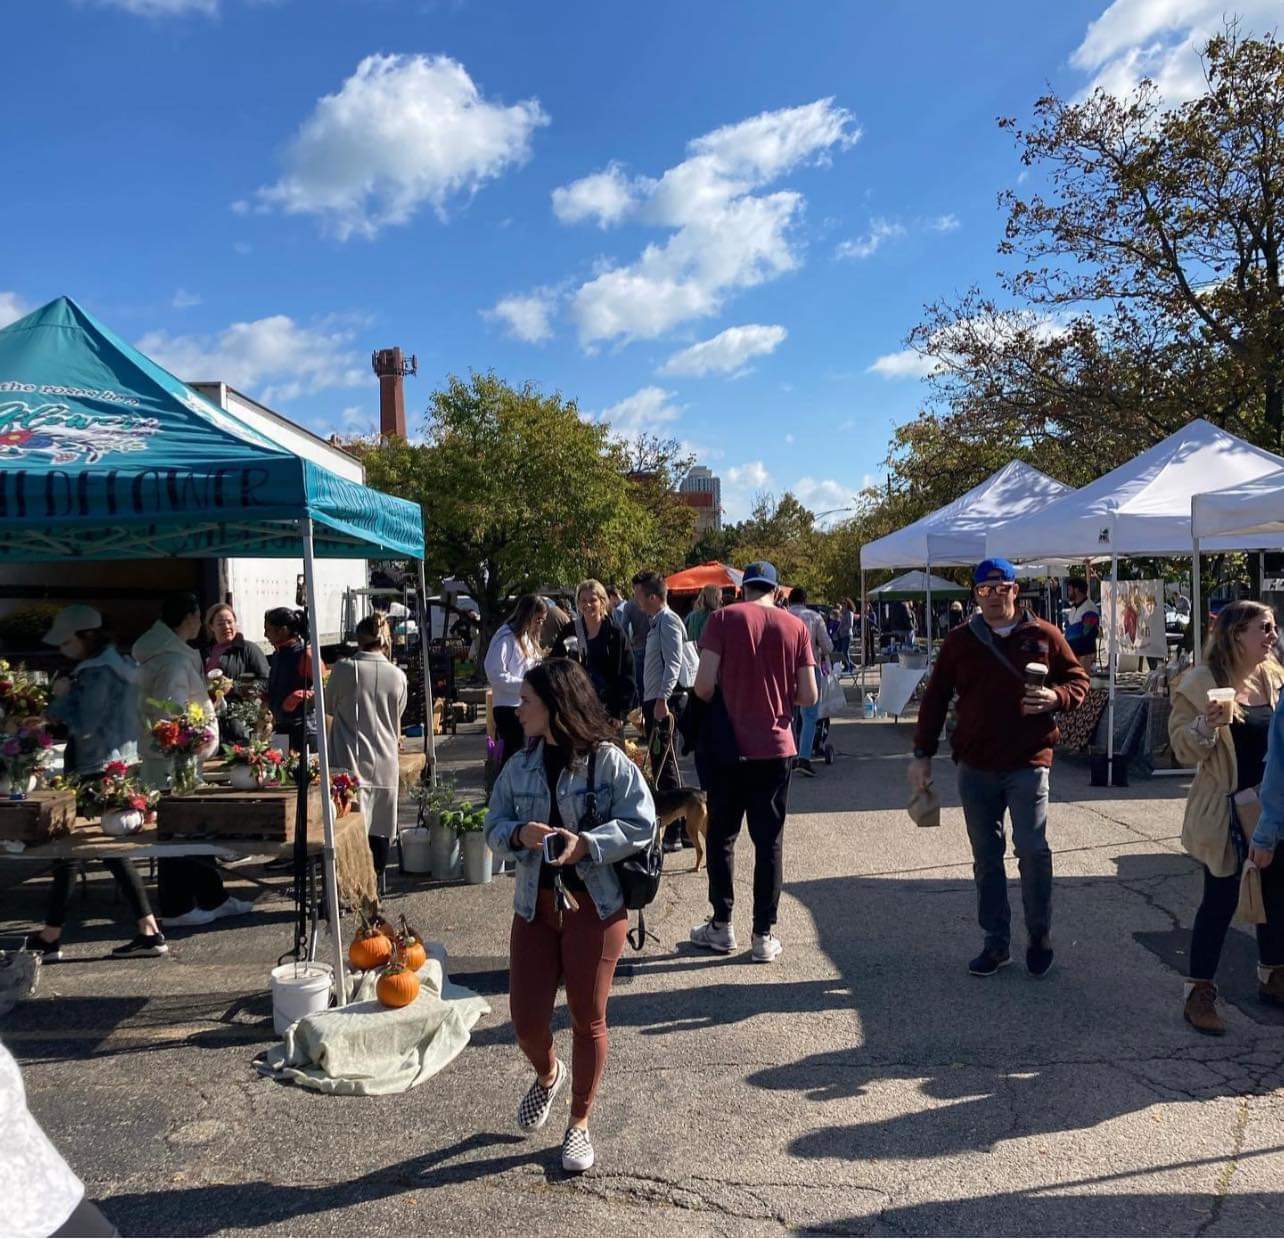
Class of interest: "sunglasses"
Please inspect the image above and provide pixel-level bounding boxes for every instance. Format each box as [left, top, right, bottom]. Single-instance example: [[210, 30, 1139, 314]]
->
[[975, 582, 1018, 598]]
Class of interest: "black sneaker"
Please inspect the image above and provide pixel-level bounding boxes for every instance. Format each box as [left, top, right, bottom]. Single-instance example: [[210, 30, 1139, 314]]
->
[[968, 947, 1011, 976], [24, 932, 62, 962], [110, 933, 169, 959], [1026, 939, 1054, 978], [795, 759, 817, 778]]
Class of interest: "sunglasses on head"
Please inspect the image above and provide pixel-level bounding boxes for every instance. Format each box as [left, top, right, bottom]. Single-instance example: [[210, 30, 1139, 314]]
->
[[975, 582, 1018, 597]]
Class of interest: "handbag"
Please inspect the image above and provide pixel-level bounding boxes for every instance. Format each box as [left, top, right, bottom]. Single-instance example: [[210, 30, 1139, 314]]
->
[[581, 746, 663, 950], [678, 639, 700, 690]]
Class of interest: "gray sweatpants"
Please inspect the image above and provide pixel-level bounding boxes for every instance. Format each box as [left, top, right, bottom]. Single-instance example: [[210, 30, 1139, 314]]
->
[[956, 763, 1052, 952]]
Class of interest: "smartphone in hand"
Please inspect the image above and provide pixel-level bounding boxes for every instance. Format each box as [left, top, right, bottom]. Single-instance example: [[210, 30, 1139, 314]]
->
[[542, 832, 567, 863]]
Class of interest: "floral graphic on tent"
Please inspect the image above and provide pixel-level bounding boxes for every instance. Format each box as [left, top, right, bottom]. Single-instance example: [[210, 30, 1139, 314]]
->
[[0, 401, 160, 465]]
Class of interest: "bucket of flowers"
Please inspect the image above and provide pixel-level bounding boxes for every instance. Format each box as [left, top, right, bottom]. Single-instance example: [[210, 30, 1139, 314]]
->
[[148, 699, 218, 796], [330, 771, 362, 816], [0, 660, 49, 726], [79, 761, 158, 836], [222, 741, 287, 791], [0, 722, 55, 799]]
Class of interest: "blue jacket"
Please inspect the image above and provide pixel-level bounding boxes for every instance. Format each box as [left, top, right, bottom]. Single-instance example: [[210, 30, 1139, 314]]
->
[[46, 646, 140, 776], [485, 740, 657, 922], [1254, 693, 1284, 851]]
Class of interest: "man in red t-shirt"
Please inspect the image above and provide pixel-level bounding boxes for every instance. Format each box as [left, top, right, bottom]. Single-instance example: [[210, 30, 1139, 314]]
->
[[689, 561, 817, 962]]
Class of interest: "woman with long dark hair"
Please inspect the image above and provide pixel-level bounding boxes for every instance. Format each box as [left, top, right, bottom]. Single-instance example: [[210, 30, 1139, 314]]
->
[[552, 579, 634, 722], [484, 594, 547, 770], [485, 659, 656, 1173], [1170, 600, 1284, 1033], [263, 607, 322, 753]]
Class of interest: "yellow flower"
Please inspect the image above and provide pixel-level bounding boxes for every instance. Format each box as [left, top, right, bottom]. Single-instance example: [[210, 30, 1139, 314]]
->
[[188, 703, 210, 723]]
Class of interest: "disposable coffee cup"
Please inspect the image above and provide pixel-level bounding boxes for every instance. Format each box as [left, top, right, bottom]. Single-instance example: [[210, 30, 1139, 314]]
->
[[1024, 662, 1048, 690], [1206, 686, 1235, 724]]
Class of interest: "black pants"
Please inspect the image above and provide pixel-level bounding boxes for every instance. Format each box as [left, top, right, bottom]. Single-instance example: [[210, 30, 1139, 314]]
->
[[1189, 859, 1284, 980], [369, 834, 390, 877], [705, 758, 791, 935], [45, 859, 152, 929], [493, 705, 525, 770], [157, 858, 226, 919], [643, 693, 686, 793]]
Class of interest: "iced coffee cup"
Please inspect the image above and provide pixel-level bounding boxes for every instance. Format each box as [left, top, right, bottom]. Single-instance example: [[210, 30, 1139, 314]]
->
[[1206, 686, 1236, 728], [1024, 662, 1048, 690]]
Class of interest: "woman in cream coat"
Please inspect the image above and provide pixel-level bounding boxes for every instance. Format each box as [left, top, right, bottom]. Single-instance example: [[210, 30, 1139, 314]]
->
[[328, 613, 408, 880], [1169, 600, 1284, 1035]]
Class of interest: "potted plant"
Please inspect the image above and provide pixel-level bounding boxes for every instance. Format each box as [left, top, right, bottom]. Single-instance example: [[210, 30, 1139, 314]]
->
[[222, 741, 286, 790], [0, 722, 54, 799], [148, 699, 218, 796], [78, 760, 158, 836], [451, 801, 492, 885], [406, 776, 459, 879]]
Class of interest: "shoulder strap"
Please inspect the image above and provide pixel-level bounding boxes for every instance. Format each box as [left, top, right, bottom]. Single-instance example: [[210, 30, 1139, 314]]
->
[[966, 613, 1025, 683]]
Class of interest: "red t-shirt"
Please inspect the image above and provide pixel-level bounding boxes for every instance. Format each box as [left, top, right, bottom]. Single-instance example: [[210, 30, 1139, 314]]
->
[[699, 602, 815, 759]]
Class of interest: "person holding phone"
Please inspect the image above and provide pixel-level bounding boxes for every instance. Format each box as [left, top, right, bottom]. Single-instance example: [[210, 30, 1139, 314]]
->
[[484, 659, 656, 1174], [1169, 600, 1284, 1034]]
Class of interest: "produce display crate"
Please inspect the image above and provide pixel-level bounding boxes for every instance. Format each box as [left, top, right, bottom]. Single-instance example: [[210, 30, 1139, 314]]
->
[[157, 784, 323, 843], [0, 790, 79, 844]]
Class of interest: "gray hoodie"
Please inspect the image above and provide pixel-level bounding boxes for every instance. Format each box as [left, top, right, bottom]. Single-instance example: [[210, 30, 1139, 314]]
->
[[132, 620, 217, 785]]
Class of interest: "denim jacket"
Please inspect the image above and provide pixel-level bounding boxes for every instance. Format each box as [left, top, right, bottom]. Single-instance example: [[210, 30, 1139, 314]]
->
[[1253, 692, 1284, 852], [485, 740, 657, 921], [45, 647, 140, 777]]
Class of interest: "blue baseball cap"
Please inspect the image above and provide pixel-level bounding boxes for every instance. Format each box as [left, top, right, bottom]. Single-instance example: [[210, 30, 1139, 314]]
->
[[973, 557, 1017, 584], [741, 560, 779, 588]]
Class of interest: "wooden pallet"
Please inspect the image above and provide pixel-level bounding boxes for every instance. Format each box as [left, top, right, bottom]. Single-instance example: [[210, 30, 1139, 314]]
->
[[0, 790, 79, 844], [157, 784, 323, 843]]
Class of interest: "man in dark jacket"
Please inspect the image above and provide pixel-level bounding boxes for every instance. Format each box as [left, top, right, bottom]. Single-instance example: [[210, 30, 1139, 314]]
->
[[908, 557, 1089, 979]]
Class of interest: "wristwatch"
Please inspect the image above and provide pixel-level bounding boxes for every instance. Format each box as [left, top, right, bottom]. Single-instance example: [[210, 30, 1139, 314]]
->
[[912, 747, 932, 760]]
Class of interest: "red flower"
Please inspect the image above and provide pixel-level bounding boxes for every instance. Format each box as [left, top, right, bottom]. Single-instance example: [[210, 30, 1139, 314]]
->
[[153, 720, 180, 748], [129, 795, 147, 811], [104, 760, 129, 777]]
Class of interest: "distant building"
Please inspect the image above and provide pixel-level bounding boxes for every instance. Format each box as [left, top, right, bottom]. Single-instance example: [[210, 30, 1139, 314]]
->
[[679, 465, 722, 533]]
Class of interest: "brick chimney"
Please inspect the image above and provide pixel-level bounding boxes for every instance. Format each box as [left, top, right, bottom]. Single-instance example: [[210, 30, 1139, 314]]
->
[[371, 347, 417, 438]]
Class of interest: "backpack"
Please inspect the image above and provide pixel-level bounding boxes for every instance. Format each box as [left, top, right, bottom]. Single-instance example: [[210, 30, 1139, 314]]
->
[[581, 746, 663, 950]]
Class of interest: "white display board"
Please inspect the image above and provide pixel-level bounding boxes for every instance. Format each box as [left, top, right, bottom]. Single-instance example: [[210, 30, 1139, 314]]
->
[[1100, 580, 1167, 658]]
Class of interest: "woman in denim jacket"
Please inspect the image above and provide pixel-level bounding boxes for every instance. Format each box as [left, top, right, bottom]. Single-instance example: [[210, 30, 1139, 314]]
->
[[485, 659, 656, 1175]]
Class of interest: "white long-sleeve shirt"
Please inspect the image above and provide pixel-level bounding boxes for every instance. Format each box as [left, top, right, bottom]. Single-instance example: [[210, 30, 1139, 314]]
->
[[485, 623, 541, 708]]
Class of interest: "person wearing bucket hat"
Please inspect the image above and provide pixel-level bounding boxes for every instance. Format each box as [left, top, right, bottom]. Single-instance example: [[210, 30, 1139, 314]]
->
[[908, 557, 1088, 980]]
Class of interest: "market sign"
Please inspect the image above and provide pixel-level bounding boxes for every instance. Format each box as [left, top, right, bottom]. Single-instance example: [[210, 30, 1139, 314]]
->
[[1100, 579, 1168, 658]]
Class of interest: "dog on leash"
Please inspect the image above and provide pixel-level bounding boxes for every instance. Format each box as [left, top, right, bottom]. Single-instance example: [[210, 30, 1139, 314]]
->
[[622, 738, 707, 871]]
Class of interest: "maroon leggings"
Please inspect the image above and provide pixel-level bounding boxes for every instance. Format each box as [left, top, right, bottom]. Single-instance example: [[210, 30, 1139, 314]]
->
[[509, 889, 628, 1121]]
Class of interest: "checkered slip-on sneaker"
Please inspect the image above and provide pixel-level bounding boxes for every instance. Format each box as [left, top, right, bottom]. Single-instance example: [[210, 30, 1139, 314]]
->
[[561, 1125, 594, 1173], [516, 1059, 567, 1133]]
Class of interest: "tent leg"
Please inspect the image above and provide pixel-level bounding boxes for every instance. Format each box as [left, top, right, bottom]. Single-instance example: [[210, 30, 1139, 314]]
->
[[416, 559, 438, 788], [859, 569, 867, 703], [1192, 538, 1202, 665], [302, 518, 348, 1004], [1107, 548, 1119, 789], [925, 556, 933, 668]]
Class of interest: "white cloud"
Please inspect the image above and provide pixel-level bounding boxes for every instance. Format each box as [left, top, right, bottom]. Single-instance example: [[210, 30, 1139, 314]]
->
[[784, 433, 795, 445], [171, 288, 202, 310], [929, 213, 961, 233], [551, 162, 643, 228], [484, 289, 557, 344], [252, 53, 548, 240], [659, 323, 787, 377], [726, 461, 771, 489], [867, 348, 939, 380], [87, 0, 217, 14], [722, 460, 773, 521], [594, 386, 683, 440], [868, 309, 1070, 380], [560, 99, 859, 347], [137, 313, 367, 406], [835, 217, 905, 260], [1070, 0, 1281, 102], [0, 292, 32, 328], [793, 476, 854, 522]]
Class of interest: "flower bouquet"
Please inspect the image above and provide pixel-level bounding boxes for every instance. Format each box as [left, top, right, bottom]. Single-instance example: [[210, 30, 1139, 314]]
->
[[0, 659, 49, 724], [79, 760, 158, 835], [222, 741, 286, 790], [0, 722, 55, 798], [148, 699, 218, 795], [330, 770, 362, 815]]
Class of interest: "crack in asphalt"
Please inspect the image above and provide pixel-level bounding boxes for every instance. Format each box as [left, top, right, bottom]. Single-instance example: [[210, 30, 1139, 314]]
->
[[1196, 1096, 1251, 1237]]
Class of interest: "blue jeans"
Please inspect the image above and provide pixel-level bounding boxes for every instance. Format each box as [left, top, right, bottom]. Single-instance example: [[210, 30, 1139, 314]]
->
[[956, 763, 1052, 951], [797, 701, 820, 762]]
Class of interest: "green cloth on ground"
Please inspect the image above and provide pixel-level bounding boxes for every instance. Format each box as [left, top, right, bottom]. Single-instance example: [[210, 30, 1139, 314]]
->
[[258, 954, 490, 1095]]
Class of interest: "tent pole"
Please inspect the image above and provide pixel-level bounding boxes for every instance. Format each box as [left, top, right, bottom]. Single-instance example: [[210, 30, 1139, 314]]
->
[[1107, 539, 1119, 789], [415, 560, 439, 787], [859, 568, 867, 701], [925, 554, 933, 668], [302, 518, 348, 1003], [1192, 536, 1202, 665]]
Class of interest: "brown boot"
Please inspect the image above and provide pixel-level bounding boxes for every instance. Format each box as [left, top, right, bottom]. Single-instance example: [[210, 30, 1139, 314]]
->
[[1184, 981, 1226, 1035], [1259, 967, 1284, 1007]]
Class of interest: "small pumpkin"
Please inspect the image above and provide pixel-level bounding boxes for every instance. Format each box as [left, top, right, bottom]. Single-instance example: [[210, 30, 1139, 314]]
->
[[348, 897, 392, 972], [396, 914, 427, 972], [376, 946, 421, 1009]]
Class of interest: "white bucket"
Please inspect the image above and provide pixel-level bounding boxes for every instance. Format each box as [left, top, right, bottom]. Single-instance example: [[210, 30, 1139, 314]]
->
[[270, 961, 333, 1035], [400, 827, 433, 873]]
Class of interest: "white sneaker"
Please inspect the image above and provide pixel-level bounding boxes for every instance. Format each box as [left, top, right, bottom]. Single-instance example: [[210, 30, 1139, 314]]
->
[[689, 919, 737, 954], [751, 932, 782, 963], [561, 1125, 594, 1173], [516, 1059, 567, 1133], [210, 896, 256, 920], [162, 906, 217, 928]]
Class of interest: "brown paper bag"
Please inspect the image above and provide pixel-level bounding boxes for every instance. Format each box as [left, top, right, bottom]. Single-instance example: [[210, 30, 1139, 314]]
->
[[1237, 862, 1267, 925], [908, 782, 941, 828]]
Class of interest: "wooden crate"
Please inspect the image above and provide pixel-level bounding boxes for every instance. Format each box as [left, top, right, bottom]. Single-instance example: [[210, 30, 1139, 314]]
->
[[157, 784, 323, 843], [0, 790, 79, 844]]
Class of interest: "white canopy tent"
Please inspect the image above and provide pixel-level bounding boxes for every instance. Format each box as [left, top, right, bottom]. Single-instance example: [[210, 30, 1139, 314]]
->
[[858, 461, 1071, 683], [994, 419, 1284, 783]]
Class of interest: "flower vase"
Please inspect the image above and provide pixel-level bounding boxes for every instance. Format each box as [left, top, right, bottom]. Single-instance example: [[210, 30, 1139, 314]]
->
[[229, 765, 259, 791], [101, 808, 144, 837], [171, 753, 202, 797]]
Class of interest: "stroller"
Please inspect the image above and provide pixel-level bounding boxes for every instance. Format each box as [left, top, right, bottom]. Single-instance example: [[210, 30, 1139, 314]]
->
[[811, 664, 842, 764]]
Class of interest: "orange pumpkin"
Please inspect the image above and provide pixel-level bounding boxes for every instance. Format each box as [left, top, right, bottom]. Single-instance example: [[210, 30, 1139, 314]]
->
[[377, 961, 421, 1009], [348, 898, 393, 972], [397, 914, 428, 972]]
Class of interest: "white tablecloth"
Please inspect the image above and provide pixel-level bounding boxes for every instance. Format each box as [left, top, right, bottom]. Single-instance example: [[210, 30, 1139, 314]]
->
[[877, 665, 927, 718]]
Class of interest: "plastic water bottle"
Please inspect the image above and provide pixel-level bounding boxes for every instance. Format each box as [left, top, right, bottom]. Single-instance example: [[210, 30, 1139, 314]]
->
[[863, 694, 876, 719]]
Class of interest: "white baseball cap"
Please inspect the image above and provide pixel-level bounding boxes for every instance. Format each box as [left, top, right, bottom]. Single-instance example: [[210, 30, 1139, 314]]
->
[[43, 604, 104, 646]]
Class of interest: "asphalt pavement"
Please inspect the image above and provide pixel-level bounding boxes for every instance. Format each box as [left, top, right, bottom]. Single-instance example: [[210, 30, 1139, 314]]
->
[[4, 699, 1283, 1237]]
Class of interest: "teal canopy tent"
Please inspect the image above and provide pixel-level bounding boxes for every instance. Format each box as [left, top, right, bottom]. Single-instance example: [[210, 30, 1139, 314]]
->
[[0, 297, 433, 998]]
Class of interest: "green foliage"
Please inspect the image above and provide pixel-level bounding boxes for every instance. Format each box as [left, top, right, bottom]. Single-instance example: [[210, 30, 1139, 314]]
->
[[442, 800, 487, 834]]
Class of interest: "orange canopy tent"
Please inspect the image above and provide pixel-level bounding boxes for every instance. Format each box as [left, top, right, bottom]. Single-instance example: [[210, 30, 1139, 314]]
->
[[665, 561, 744, 593]]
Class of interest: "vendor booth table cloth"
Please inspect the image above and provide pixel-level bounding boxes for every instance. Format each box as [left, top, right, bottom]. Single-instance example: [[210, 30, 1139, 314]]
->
[[258, 949, 490, 1095], [877, 664, 927, 720]]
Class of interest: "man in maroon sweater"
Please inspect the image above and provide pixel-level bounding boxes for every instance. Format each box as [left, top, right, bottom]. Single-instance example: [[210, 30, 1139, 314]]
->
[[908, 558, 1090, 978]]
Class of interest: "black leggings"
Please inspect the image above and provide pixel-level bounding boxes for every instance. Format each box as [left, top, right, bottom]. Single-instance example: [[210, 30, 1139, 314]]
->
[[493, 706, 526, 770], [45, 860, 152, 929], [1189, 859, 1284, 980]]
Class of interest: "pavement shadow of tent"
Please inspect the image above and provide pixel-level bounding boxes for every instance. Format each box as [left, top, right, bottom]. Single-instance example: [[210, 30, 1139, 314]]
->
[[740, 853, 1284, 1172]]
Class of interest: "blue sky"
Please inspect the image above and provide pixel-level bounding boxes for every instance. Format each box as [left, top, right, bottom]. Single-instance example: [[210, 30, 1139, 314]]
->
[[1, 0, 1266, 520]]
